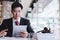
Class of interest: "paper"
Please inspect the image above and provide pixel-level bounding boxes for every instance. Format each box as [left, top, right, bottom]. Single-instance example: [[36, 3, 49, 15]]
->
[[13, 25, 27, 37]]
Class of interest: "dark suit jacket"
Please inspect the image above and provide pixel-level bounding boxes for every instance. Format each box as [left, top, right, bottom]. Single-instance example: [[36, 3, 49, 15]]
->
[[0, 17, 34, 37]]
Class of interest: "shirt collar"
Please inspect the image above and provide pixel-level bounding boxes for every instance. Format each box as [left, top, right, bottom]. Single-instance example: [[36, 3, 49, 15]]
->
[[13, 17, 21, 22]]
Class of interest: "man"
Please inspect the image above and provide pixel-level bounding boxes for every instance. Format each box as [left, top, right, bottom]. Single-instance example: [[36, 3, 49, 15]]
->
[[0, 2, 34, 38]]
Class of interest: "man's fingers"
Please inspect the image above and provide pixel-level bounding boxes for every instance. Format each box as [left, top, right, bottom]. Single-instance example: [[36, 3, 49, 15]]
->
[[0, 29, 8, 37], [1, 29, 8, 32]]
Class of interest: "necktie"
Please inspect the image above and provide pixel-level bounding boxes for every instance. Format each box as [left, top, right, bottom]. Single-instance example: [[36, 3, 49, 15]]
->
[[15, 21, 19, 25]]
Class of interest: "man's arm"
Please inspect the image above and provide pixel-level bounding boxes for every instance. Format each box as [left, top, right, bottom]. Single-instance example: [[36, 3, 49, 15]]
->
[[0, 20, 8, 37], [27, 20, 34, 38]]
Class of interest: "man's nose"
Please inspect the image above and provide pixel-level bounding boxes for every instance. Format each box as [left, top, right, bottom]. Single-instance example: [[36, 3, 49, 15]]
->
[[16, 12, 18, 15]]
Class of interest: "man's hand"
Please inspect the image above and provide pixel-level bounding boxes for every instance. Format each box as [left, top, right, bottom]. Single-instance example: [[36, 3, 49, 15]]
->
[[0, 29, 8, 37], [19, 31, 28, 38]]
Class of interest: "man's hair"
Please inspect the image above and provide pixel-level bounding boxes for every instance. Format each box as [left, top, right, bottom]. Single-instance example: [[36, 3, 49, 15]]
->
[[11, 2, 23, 10]]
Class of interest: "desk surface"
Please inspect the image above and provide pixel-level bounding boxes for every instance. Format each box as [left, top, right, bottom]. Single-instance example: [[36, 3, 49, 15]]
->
[[0, 37, 30, 40], [0, 33, 38, 40], [0, 37, 37, 40], [37, 33, 57, 40], [0, 33, 57, 40]]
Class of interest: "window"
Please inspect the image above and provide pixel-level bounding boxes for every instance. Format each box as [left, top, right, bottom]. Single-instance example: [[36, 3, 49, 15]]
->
[[27, 0, 59, 33]]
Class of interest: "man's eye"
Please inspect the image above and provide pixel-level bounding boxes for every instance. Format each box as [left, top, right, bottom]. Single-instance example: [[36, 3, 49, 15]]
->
[[13, 10, 15, 12]]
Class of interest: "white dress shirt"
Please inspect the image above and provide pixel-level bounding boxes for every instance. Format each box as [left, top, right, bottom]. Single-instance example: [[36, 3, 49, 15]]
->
[[12, 18, 21, 37]]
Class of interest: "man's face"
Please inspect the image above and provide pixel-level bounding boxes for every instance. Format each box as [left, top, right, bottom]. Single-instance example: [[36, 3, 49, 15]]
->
[[12, 7, 22, 19]]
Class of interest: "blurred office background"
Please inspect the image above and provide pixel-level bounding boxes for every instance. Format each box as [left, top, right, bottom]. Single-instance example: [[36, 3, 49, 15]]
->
[[0, 0, 60, 40]]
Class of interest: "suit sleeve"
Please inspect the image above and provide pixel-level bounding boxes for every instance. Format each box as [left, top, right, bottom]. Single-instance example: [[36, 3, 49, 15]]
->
[[0, 20, 7, 31], [27, 20, 34, 33], [27, 20, 34, 38]]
